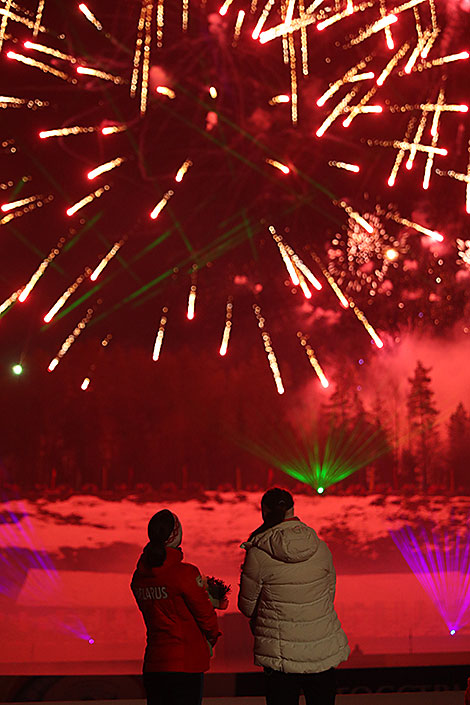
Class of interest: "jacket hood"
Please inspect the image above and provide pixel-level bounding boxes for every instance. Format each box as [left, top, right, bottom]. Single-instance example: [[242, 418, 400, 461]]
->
[[243, 519, 319, 563]]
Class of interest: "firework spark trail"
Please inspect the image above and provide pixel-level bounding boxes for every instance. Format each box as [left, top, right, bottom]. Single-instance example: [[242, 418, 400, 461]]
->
[[156, 86, 176, 98], [259, 12, 316, 42], [253, 304, 285, 395], [421, 28, 439, 58], [406, 111, 427, 170], [233, 10, 245, 47], [47, 308, 94, 372], [0, 96, 48, 109], [77, 66, 125, 84], [0, 289, 22, 316], [423, 88, 445, 190], [219, 297, 233, 356], [317, 4, 363, 32], [338, 200, 374, 233], [387, 117, 416, 185], [376, 42, 410, 85], [428, 0, 437, 31], [351, 301, 384, 347], [78, 3, 103, 30], [33, 0, 45, 37], [413, 5, 422, 39], [388, 212, 443, 241], [317, 59, 368, 106], [156, 0, 164, 47], [175, 159, 193, 182], [297, 332, 329, 387], [467, 142, 470, 214], [389, 103, 468, 115], [66, 185, 110, 217], [87, 157, 125, 180], [1, 195, 40, 212], [289, 252, 322, 290], [347, 13, 398, 46], [435, 166, 470, 213], [90, 239, 125, 281], [150, 189, 174, 219], [0, 7, 46, 35], [306, 0, 325, 11], [379, 0, 394, 48], [0, 0, 13, 52], [0, 194, 53, 226], [266, 158, 290, 174], [328, 160, 360, 172], [6, 51, 74, 82], [43, 268, 91, 323], [299, 0, 309, 75], [141, 1, 154, 114], [404, 29, 431, 73], [374, 138, 447, 157], [342, 86, 378, 126], [102, 124, 127, 135], [269, 94, 290, 104], [252, 0, 275, 40], [39, 126, 96, 139], [288, 33, 298, 124], [187, 284, 197, 320], [18, 237, 66, 302], [402, 51, 470, 75], [24, 41, 76, 63], [152, 307, 168, 360], [316, 88, 357, 137], [182, 0, 189, 31], [219, 0, 234, 15], [130, 1, 146, 98], [310, 251, 349, 308], [270, 226, 300, 285]]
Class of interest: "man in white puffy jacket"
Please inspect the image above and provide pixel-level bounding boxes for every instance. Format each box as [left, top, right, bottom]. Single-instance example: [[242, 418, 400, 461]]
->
[[238, 488, 350, 705]]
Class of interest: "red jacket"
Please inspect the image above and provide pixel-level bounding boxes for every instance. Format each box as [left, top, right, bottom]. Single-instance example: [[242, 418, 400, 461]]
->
[[131, 547, 220, 673]]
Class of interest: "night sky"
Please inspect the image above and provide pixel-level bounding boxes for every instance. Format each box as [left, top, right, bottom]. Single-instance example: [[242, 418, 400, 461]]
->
[[1, 0, 470, 400]]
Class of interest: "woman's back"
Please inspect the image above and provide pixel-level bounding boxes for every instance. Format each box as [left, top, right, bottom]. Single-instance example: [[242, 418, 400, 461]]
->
[[132, 546, 219, 673]]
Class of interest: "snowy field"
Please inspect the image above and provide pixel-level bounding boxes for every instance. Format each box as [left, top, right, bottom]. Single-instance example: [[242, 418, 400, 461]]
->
[[1, 491, 469, 673]]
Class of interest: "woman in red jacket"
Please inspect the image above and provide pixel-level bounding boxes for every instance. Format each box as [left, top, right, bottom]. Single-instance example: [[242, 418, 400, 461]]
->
[[131, 509, 220, 705]]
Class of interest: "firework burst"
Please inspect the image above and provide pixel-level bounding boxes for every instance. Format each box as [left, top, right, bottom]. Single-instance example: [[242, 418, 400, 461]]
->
[[327, 204, 408, 295]]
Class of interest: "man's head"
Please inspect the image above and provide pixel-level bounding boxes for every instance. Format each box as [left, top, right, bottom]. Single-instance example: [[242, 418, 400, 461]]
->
[[261, 487, 294, 525]]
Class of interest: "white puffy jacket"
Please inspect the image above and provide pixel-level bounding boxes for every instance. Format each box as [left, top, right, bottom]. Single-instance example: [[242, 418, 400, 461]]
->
[[238, 518, 350, 674]]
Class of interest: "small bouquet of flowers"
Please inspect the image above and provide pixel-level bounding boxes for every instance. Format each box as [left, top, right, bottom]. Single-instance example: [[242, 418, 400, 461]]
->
[[203, 576, 231, 610]]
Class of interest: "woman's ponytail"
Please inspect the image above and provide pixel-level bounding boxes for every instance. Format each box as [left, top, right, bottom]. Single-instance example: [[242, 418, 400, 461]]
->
[[144, 509, 176, 567]]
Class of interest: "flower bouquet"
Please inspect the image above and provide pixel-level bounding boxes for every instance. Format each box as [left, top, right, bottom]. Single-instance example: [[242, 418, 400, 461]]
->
[[204, 576, 231, 610]]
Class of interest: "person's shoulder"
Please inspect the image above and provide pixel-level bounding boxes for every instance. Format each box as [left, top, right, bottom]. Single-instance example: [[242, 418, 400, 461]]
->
[[179, 561, 204, 580]]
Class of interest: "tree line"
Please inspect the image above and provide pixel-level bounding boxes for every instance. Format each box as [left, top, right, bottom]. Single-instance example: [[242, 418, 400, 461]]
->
[[1, 340, 469, 496]]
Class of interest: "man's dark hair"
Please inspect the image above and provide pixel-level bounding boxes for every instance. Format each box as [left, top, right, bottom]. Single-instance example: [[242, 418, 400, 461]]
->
[[249, 488, 294, 540]]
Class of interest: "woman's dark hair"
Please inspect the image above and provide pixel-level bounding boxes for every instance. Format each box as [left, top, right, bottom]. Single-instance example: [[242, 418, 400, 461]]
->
[[249, 488, 294, 540], [143, 509, 175, 567]]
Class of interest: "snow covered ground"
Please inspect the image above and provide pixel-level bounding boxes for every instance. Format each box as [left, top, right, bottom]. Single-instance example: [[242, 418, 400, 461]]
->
[[1, 492, 469, 673]]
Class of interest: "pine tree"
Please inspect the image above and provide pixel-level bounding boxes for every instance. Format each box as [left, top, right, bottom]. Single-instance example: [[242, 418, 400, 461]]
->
[[371, 393, 394, 490], [407, 360, 439, 492], [447, 403, 470, 492], [323, 366, 357, 429]]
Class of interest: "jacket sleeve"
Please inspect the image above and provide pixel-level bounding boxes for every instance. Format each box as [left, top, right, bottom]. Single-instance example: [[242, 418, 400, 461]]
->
[[181, 565, 220, 646], [326, 546, 336, 601], [238, 547, 263, 618]]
